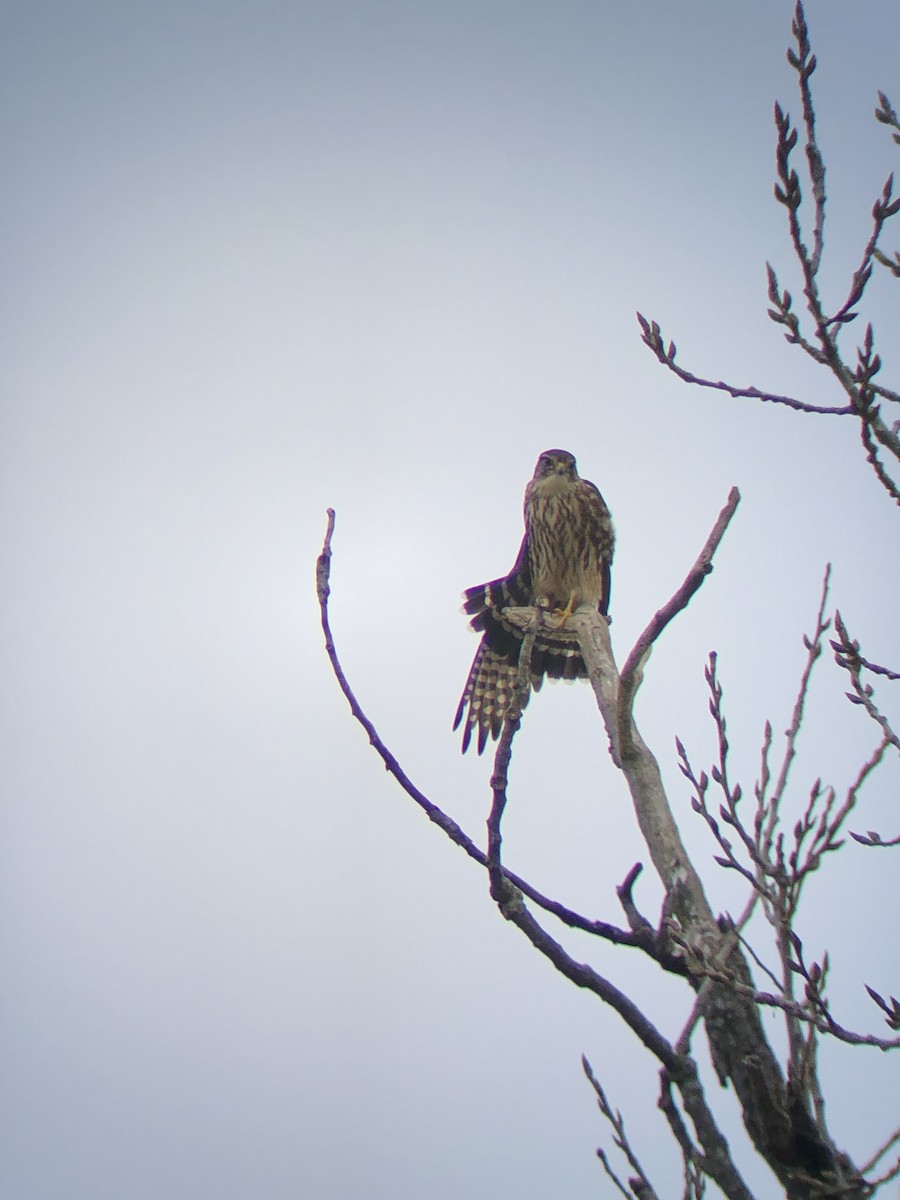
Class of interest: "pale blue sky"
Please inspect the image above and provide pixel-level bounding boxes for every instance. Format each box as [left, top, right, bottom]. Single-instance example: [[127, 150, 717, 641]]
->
[[2, 2, 898, 1197]]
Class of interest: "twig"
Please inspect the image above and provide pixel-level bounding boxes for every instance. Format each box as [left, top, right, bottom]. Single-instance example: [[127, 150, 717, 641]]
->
[[861, 1124, 900, 1174], [832, 612, 900, 752], [761, 567, 832, 841], [851, 656, 899, 682], [583, 1057, 661, 1200], [615, 863, 691, 977], [784, 2, 826, 299], [594, 1149, 634, 1200], [864, 985, 900, 1032], [737, 931, 785, 995], [790, 736, 892, 886], [851, 828, 900, 849], [867, 1155, 900, 1191], [677, 732, 762, 897]]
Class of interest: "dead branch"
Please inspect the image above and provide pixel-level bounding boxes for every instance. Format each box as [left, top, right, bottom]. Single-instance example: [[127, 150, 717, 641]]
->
[[618, 487, 741, 746]]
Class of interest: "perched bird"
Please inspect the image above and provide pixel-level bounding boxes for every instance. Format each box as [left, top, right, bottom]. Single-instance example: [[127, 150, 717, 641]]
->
[[454, 449, 614, 753]]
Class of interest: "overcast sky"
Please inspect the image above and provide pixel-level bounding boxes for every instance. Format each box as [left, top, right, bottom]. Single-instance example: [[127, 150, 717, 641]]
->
[[2, 2, 898, 1197]]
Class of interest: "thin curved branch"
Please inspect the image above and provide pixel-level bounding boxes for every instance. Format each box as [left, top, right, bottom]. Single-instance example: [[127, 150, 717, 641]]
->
[[317, 508, 486, 852], [861, 1124, 900, 1175], [486, 611, 537, 892], [827, 174, 897, 328], [618, 487, 741, 743], [636, 313, 853, 415], [868, 1156, 900, 1193], [761, 567, 832, 837]]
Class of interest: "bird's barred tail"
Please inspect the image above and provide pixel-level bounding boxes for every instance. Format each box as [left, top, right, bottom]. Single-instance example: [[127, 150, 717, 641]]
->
[[453, 641, 523, 755]]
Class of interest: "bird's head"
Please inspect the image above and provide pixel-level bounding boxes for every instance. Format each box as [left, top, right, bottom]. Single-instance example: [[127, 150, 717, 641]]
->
[[533, 449, 578, 480]]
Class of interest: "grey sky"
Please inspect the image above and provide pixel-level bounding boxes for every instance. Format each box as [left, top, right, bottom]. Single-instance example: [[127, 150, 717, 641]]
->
[[2, 2, 898, 1197]]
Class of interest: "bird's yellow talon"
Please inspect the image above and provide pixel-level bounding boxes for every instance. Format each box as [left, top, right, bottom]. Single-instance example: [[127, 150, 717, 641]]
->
[[552, 592, 577, 626]]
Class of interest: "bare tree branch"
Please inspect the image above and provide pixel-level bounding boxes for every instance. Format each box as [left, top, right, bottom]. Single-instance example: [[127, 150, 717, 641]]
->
[[861, 1125, 900, 1175], [636, 313, 852, 415], [618, 487, 741, 747]]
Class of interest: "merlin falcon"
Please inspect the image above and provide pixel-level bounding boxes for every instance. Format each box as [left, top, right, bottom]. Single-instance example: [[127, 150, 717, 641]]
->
[[454, 449, 614, 753]]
